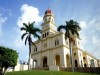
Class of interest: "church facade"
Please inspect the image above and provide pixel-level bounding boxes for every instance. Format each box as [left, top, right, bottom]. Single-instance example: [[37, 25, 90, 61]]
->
[[31, 9, 99, 70]]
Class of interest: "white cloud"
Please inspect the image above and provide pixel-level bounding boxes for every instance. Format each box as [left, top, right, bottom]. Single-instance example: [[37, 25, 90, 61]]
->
[[95, 22, 100, 31], [79, 21, 88, 49], [88, 18, 96, 26], [79, 21, 87, 29], [17, 4, 42, 28], [92, 36, 100, 58], [92, 36, 100, 46], [80, 33, 87, 49], [14, 36, 24, 48], [14, 4, 43, 48], [0, 15, 7, 36], [14, 4, 43, 61]]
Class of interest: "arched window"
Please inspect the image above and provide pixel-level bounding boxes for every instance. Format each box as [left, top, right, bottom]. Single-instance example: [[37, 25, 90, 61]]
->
[[45, 18, 47, 22], [55, 39, 59, 46], [33, 60, 37, 68], [36, 47, 37, 52], [55, 55, 60, 66], [47, 32, 49, 36], [44, 43, 47, 48], [84, 63, 87, 67], [45, 33, 46, 37], [73, 40, 75, 46], [74, 53, 76, 56], [43, 56, 48, 67], [75, 59, 78, 67], [90, 59, 95, 67], [43, 34, 44, 38], [34, 47, 37, 53], [83, 57, 86, 60]]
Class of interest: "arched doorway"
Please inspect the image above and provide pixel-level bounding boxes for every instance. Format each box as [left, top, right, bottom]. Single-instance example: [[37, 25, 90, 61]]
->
[[84, 63, 87, 67], [33, 60, 37, 68], [75, 59, 78, 67], [55, 55, 60, 66], [66, 55, 70, 67], [43, 57, 47, 67]]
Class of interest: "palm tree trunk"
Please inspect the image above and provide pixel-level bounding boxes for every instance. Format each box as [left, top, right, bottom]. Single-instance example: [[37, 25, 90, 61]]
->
[[28, 35, 32, 70], [69, 39, 74, 72], [28, 46, 31, 70]]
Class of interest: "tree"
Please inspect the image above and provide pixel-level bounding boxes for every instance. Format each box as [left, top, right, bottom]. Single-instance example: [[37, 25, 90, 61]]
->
[[0, 46, 18, 75], [20, 22, 41, 70], [57, 20, 81, 72]]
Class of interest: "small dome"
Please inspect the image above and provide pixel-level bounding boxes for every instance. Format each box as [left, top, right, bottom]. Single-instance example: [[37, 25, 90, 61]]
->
[[45, 8, 53, 15]]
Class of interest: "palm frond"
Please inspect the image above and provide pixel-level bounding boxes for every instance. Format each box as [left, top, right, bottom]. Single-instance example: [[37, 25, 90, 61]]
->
[[21, 33, 28, 40], [25, 35, 29, 45], [65, 30, 69, 39], [21, 21, 41, 48], [30, 21, 35, 27], [57, 25, 66, 31], [20, 27, 26, 31], [34, 33, 40, 40], [33, 28, 41, 33], [23, 23, 29, 28], [71, 29, 79, 36], [32, 42, 36, 48], [74, 25, 81, 31]]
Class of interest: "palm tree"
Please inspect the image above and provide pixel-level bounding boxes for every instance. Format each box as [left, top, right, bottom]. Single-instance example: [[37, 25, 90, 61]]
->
[[20, 21, 41, 70], [57, 20, 81, 72]]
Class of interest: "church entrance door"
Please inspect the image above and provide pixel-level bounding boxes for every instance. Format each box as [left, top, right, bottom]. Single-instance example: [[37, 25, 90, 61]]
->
[[43, 57, 47, 67]]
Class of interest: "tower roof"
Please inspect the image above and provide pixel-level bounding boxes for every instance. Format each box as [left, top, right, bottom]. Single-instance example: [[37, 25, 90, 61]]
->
[[45, 8, 53, 15]]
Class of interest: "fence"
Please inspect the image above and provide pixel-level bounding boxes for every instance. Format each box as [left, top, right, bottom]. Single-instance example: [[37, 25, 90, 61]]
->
[[60, 67, 100, 74]]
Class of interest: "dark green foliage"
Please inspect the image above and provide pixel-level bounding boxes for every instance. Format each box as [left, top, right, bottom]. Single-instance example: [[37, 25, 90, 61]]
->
[[20, 22, 41, 46], [0, 46, 18, 75], [58, 20, 81, 40], [20, 22, 41, 70]]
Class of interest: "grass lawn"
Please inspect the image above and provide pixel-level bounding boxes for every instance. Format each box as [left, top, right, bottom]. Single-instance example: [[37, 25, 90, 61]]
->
[[6, 70, 99, 75]]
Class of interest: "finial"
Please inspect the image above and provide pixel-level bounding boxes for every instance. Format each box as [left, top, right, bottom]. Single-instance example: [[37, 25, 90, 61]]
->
[[48, 7, 50, 9]]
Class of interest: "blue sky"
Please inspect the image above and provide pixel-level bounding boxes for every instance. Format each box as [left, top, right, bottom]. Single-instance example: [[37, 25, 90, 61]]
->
[[0, 0, 100, 62]]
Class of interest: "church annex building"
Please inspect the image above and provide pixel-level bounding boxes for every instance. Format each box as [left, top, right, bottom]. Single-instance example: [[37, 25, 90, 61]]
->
[[30, 8, 100, 70]]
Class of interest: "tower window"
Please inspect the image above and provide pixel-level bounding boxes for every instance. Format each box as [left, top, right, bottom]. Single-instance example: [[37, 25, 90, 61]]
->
[[74, 53, 76, 56], [45, 33, 46, 37], [44, 43, 47, 48], [43, 34, 44, 38], [49, 17, 51, 21], [83, 57, 86, 60], [55, 39, 59, 46], [45, 18, 47, 22], [80, 53, 81, 56], [73, 41, 75, 46], [47, 32, 49, 36]]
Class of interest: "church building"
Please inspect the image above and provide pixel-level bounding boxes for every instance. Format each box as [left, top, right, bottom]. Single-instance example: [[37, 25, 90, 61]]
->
[[31, 8, 99, 70]]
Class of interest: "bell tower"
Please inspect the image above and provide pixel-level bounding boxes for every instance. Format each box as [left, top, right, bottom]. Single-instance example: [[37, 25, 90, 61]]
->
[[41, 8, 57, 38]]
